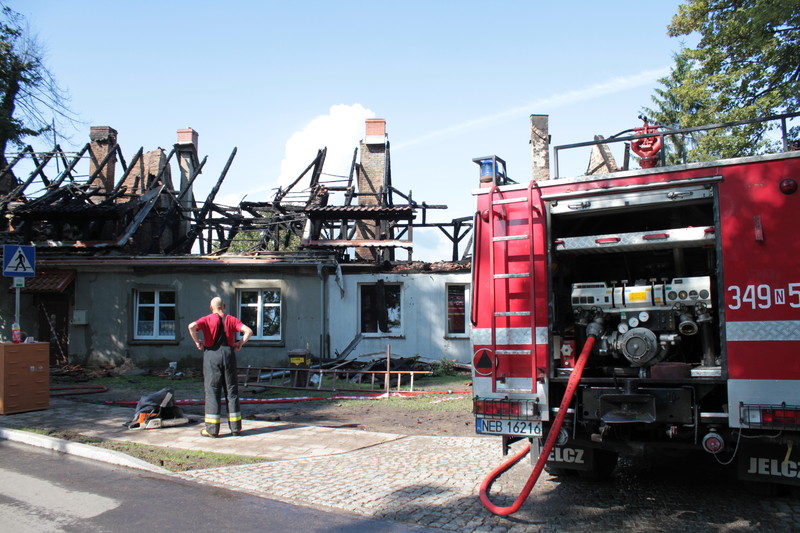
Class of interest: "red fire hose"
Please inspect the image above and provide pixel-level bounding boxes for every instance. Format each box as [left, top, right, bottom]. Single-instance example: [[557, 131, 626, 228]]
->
[[479, 336, 596, 516], [50, 385, 108, 396], [106, 390, 473, 406]]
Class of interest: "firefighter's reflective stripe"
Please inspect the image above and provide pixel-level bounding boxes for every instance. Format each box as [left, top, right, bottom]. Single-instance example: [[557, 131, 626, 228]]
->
[[228, 412, 242, 422], [205, 414, 221, 424], [472, 327, 548, 346]]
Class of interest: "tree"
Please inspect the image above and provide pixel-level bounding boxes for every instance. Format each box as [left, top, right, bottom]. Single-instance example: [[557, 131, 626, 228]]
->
[[643, 51, 707, 164], [646, 0, 800, 160], [0, 5, 73, 192]]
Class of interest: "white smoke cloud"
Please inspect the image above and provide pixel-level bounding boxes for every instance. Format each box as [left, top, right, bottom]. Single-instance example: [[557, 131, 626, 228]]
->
[[221, 104, 376, 207], [277, 103, 376, 190]]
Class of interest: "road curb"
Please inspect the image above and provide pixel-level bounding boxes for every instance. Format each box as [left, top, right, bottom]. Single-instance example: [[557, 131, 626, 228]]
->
[[0, 426, 171, 474]]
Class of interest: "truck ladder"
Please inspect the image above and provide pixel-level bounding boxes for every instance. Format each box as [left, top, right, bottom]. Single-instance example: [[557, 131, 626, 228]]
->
[[486, 181, 542, 392]]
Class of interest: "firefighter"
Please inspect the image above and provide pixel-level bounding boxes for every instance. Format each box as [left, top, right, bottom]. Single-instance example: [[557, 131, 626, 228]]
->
[[188, 296, 253, 437]]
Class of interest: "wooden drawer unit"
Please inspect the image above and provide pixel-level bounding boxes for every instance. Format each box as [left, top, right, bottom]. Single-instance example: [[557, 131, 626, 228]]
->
[[0, 343, 49, 415]]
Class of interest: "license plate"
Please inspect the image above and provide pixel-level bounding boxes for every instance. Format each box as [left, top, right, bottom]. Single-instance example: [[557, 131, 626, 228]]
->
[[476, 418, 542, 437]]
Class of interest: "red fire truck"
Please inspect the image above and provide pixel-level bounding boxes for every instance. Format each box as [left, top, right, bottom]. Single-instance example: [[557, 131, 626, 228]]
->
[[471, 116, 800, 509]]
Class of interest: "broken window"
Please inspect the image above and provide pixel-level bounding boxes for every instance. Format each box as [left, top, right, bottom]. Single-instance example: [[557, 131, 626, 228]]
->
[[360, 282, 402, 335], [134, 290, 176, 339], [238, 288, 282, 341], [446, 284, 468, 336]]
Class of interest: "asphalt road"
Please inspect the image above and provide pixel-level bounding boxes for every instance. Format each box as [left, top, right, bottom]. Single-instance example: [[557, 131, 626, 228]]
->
[[0, 440, 437, 533]]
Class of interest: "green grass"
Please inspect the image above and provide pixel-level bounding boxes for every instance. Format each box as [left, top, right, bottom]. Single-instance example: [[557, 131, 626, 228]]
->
[[39, 370, 474, 470], [336, 393, 472, 412], [324, 373, 473, 412], [21, 428, 266, 472], [66, 374, 205, 393], [96, 440, 267, 472], [66, 369, 474, 412]]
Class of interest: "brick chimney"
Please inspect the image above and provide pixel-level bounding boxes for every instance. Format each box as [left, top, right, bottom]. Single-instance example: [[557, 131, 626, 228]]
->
[[177, 128, 199, 152], [358, 119, 387, 207], [530, 115, 550, 181], [88, 126, 118, 193], [364, 118, 386, 145], [355, 119, 387, 260], [175, 127, 199, 236]]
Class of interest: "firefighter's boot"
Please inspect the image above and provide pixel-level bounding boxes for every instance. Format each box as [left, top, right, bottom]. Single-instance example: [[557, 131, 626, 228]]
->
[[203, 413, 221, 437]]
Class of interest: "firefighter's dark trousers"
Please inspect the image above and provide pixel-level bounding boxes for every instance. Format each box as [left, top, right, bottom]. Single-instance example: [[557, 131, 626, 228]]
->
[[203, 345, 242, 436]]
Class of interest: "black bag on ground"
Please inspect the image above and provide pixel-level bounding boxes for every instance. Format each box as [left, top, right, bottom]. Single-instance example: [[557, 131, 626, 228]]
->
[[128, 387, 185, 429]]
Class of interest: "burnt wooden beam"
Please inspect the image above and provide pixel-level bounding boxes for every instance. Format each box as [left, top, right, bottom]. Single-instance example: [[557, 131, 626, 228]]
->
[[385, 141, 392, 206], [274, 148, 325, 206], [115, 144, 128, 175], [56, 146, 71, 175], [111, 185, 163, 247], [28, 148, 57, 188], [194, 147, 236, 224], [347, 147, 357, 190], [0, 149, 57, 212], [145, 147, 177, 191], [85, 142, 119, 190], [308, 146, 327, 189], [111, 147, 144, 194], [52, 143, 90, 187], [0, 145, 33, 186], [167, 147, 237, 253], [215, 218, 242, 253], [176, 155, 207, 203]]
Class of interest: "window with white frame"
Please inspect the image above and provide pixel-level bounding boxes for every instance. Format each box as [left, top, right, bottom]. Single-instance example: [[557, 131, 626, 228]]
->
[[446, 284, 468, 336], [360, 281, 402, 335], [134, 289, 176, 339], [238, 288, 282, 340]]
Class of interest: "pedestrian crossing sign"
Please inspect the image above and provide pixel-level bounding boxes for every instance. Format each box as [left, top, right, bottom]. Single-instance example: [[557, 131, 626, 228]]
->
[[3, 245, 36, 277]]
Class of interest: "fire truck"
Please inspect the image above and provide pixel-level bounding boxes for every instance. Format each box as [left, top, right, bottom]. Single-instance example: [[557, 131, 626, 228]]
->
[[471, 116, 800, 510]]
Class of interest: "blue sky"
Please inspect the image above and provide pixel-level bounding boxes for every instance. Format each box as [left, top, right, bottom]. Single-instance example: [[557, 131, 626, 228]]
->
[[12, 0, 688, 260]]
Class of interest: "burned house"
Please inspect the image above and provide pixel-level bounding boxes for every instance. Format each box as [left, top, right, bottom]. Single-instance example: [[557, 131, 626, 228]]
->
[[0, 120, 473, 369]]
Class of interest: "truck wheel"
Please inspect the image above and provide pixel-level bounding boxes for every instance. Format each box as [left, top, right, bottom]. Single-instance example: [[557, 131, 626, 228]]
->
[[578, 450, 618, 480], [544, 464, 578, 477]]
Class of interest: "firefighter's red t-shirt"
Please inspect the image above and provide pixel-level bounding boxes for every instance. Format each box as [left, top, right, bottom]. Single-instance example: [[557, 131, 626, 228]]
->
[[194, 313, 245, 348]]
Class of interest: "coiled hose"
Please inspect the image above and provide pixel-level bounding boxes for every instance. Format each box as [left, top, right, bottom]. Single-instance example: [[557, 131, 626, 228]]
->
[[479, 335, 596, 516]]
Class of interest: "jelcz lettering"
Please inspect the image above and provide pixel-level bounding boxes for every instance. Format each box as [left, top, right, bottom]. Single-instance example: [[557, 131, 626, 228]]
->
[[746, 456, 800, 478], [547, 447, 585, 464]]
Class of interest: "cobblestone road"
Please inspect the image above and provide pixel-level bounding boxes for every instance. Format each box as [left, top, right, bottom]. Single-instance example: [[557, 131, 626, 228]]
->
[[180, 436, 800, 532], [5, 399, 799, 531]]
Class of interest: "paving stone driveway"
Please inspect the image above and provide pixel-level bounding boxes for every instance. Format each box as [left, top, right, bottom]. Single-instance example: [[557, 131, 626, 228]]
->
[[180, 436, 800, 533]]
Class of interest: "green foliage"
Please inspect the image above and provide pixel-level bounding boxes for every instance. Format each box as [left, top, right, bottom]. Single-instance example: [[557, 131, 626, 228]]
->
[[431, 356, 457, 377], [646, 0, 800, 159], [215, 223, 302, 254], [643, 51, 705, 164], [0, 6, 72, 151], [219, 229, 266, 254]]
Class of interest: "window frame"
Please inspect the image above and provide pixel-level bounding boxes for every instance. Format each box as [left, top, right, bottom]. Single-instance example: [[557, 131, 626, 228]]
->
[[359, 281, 404, 337], [133, 288, 177, 341], [236, 285, 284, 343], [445, 283, 470, 338]]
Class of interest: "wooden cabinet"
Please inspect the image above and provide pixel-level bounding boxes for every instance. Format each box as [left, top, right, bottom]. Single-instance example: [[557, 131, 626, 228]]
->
[[0, 343, 49, 415]]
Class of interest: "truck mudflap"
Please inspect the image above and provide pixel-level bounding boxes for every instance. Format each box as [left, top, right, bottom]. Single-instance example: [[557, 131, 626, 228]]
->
[[738, 441, 800, 486], [546, 443, 594, 471], [540, 439, 618, 479]]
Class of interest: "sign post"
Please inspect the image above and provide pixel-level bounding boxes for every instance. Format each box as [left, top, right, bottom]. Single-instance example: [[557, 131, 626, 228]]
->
[[3, 245, 36, 325]]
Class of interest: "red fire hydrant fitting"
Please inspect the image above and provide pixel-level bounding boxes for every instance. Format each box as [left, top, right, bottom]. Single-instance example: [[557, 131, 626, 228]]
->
[[631, 120, 662, 169]]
